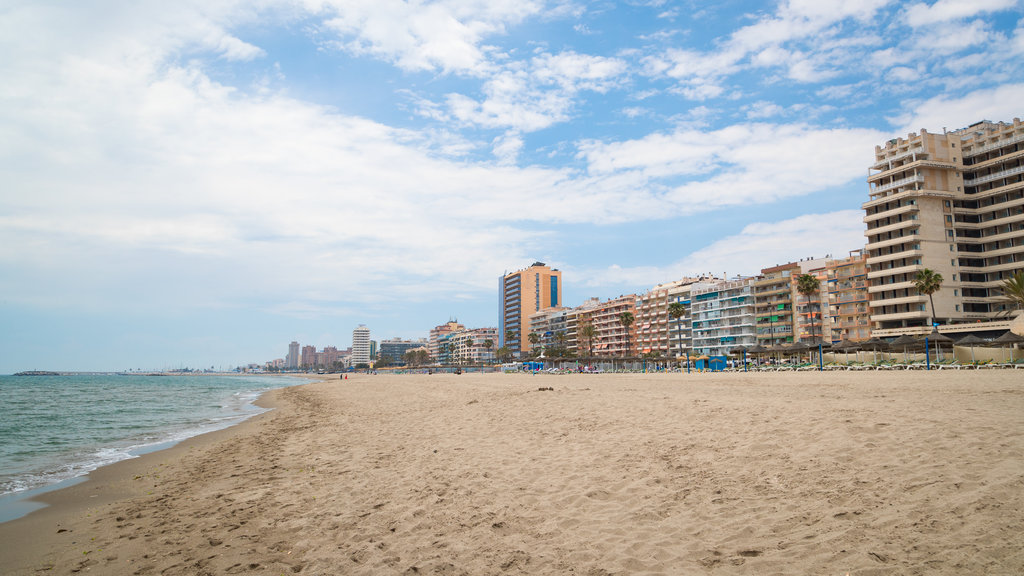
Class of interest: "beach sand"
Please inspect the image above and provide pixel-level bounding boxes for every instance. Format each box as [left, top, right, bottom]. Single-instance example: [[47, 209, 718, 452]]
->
[[1, 371, 1022, 575]]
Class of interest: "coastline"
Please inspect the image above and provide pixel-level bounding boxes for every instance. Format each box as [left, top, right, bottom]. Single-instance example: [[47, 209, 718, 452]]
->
[[1, 371, 1022, 575], [0, 380, 300, 573]]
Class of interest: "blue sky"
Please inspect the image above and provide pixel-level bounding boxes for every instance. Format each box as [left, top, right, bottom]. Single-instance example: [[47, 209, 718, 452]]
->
[[2, 0, 1023, 372]]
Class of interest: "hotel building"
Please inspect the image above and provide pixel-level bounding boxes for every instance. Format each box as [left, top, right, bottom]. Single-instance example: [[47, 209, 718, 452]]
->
[[499, 262, 562, 357], [753, 264, 800, 346], [352, 325, 371, 366], [690, 278, 757, 357], [635, 277, 713, 360], [826, 251, 871, 342], [865, 118, 1024, 334]]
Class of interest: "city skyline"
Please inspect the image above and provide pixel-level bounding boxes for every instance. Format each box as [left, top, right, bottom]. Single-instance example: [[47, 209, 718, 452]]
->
[[2, 1, 1023, 372]]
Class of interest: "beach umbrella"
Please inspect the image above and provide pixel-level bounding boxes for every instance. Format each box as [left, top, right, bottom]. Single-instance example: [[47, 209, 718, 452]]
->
[[889, 334, 922, 363], [925, 329, 954, 362], [861, 337, 889, 364], [746, 344, 768, 366], [955, 333, 989, 364], [832, 339, 860, 364], [991, 331, 1024, 363]]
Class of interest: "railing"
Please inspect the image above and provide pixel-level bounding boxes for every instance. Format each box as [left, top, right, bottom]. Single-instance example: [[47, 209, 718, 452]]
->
[[870, 173, 924, 194], [969, 131, 1024, 156], [964, 164, 1024, 187]]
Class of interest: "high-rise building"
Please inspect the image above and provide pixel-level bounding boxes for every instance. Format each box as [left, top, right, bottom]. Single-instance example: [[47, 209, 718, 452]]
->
[[429, 321, 464, 362], [865, 119, 1024, 334], [499, 262, 562, 357], [827, 251, 871, 342], [286, 341, 300, 369], [635, 277, 711, 360], [586, 294, 638, 358], [352, 325, 371, 366], [691, 278, 757, 357], [300, 345, 317, 368], [378, 338, 429, 366]]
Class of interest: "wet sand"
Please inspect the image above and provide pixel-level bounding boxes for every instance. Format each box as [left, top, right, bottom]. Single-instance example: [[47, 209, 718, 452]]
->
[[1, 371, 1022, 575]]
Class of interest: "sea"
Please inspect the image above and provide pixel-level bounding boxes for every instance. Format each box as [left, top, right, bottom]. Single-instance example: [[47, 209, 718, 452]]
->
[[0, 372, 298, 522]]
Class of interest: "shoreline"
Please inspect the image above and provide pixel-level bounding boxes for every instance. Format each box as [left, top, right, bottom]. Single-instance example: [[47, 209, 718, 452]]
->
[[0, 373, 318, 524], [0, 381, 299, 573], [1, 371, 1021, 575]]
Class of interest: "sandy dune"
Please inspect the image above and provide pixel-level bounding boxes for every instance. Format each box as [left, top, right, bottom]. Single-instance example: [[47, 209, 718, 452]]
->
[[1, 371, 1023, 575]]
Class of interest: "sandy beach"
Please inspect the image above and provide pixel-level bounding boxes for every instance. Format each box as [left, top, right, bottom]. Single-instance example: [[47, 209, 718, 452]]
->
[[1, 371, 1022, 575]]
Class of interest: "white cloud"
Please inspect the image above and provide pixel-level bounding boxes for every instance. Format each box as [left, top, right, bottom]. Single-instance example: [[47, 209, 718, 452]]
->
[[439, 50, 629, 131], [577, 123, 884, 210], [572, 210, 867, 288], [904, 0, 1020, 27], [893, 83, 1024, 133], [312, 0, 545, 75]]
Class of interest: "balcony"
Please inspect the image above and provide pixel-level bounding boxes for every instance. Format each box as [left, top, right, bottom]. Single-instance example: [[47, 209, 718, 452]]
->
[[965, 164, 1024, 187], [870, 310, 928, 322], [870, 146, 925, 171], [867, 263, 920, 280], [869, 295, 925, 307], [868, 280, 915, 293], [866, 249, 922, 266], [869, 173, 925, 195], [864, 202, 919, 224], [968, 131, 1024, 156], [866, 217, 920, 237]]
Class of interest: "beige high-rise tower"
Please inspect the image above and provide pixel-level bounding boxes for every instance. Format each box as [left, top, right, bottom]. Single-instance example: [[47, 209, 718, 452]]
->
[[865, 118, 1024, 334], [499, 262, 562, 357]]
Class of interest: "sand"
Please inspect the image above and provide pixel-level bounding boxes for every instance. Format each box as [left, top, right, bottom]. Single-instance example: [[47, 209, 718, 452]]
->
[[1, 371, 1023, 575]]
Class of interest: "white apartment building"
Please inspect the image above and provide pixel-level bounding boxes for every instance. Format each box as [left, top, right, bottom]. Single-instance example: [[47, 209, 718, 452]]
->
[[690, 278, 757, 357], [352, 325, 371, 366]]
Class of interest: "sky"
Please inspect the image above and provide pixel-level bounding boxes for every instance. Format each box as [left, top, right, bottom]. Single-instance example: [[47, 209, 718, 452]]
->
[[2, 0, 1023, 372]]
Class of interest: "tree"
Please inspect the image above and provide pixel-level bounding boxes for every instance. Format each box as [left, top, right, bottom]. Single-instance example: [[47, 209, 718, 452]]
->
[[505, 329, 518, 358], [795, 273, 821, 343], [618, 311, 635, 357], [667, 301, 687, 366], [527, 332, 541, 357], [913, 268, 944, 327], [578, 320, 596, 358], [483, 339, 494, 364], [999, 270, 1024, 312], [495, 346, 513, 363]]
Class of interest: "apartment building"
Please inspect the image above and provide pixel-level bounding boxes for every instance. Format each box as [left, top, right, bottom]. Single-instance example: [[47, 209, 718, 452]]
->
[[442, 327, 497, 365], [429, 321, 464, 362], [351, 325, 371, 366], [794, 264, 829, 344], [753, 264, 799, 346], [634, 277, 714, 360], [865, 118, 1024, 334], [585, 295, 638, 358], [527, 306, 570, 354], [499, 262, 562, 357], [827, 251, 871, 342], [691, 278, 757, 357], [566, 298, 602, 357]]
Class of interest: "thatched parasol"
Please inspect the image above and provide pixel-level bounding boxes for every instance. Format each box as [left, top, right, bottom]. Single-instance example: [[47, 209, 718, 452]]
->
[[955, 333, 989, 364], [991, 331, 1024, 363], [889, 334, 922, 363]]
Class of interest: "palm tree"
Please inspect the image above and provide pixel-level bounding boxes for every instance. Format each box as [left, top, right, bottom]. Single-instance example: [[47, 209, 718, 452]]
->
[[999, 270, 1024, 312], [913, 268, 944, 328], [578, 320, 596, 358], [483, 339, 494, 364], [667, 301, 687, 367], [527, 332, 541, 358], [795, 273, 821, 343], [618, 311, 635, 358], [505, 329, 517, 358]]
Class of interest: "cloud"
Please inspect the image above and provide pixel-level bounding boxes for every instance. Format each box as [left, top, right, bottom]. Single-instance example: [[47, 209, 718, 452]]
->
[[577, 123, 884, 209], [893, 83, 1024, 133], [312, 0, 545, 75], [904, 0, 1020, 27], [572, 210, 867, 288]]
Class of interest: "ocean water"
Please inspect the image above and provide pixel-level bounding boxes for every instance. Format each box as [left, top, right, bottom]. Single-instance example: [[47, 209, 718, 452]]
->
[[0, 373, 297, 501]]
